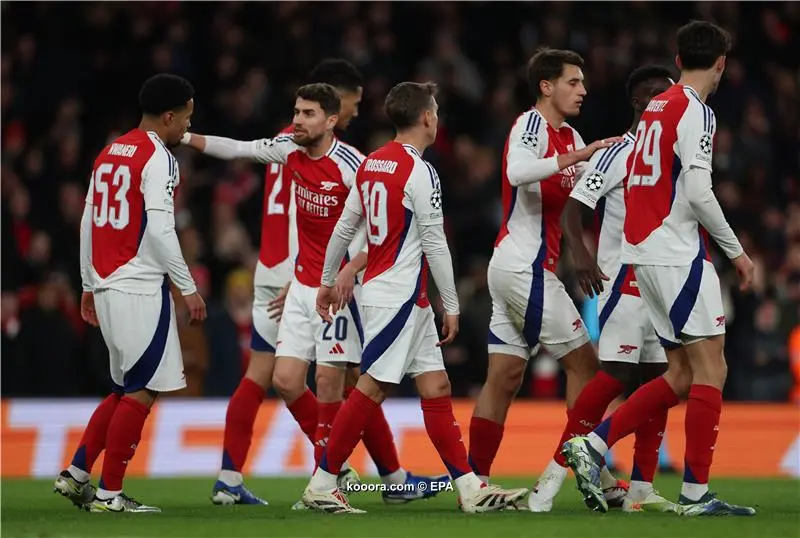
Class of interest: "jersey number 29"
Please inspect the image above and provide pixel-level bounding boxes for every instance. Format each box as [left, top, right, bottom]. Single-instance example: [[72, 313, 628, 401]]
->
[[93, 163, 131, 230], [628, 120, 663, 187], [360, 181, 388, 245]]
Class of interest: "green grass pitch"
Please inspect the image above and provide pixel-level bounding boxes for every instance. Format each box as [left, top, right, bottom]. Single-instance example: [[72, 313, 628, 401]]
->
[[2, 476, 798, 538]]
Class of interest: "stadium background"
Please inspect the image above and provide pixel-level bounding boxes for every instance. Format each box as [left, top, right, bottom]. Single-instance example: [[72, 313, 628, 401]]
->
[[1, 2, 798, 480]]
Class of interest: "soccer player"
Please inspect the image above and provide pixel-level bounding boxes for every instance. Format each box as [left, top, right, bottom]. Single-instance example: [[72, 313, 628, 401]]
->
[[465, 47, 623, 512], [54, 74, 205, 513], [561, 65, 677, 512], [183, 79, 445, 505], [562, 21, 756, 516], [302, 81, 529, 514], [184, 59, 366, 506]]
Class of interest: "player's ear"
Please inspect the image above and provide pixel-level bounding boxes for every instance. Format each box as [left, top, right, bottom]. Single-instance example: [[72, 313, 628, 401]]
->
[[540, 80, 552, 98], [163, 111, 175, 126], [716, 55, 726, 73], [675, 55, 682, 71], [327, 113, 338, 130]]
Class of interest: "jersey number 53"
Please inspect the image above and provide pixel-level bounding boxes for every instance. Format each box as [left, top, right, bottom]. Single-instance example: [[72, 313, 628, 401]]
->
[[628, 120, 663, 187], [92, 163, 131, 230]]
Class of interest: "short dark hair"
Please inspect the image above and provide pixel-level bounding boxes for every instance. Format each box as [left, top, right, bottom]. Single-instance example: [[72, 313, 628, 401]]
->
[[384, 82, 437, 130], [139, 74, 194, 116], [677, 20, 732, 70], [296, 83, 341, 116], [306, 59, 364, 93], [527, 47, 585, 99], [625, 65, 674, 100]]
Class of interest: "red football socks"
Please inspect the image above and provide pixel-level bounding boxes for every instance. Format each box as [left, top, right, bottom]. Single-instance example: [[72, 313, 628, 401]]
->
[[319, 389, 378, 475], [468, 416, 504, 478], [683, 384, 722, 485], [422, 396, 471, 479], [287, 388, 319, 443], [221, 377, 264, 472], [99, 396, 150, 492], [554, 370, 624, 465], [595, 376, 680, 449], [631, 407, 668, 483], [362, 406, 401, 476], [315, 401, 342, 467], [71, 393, 121, 473]]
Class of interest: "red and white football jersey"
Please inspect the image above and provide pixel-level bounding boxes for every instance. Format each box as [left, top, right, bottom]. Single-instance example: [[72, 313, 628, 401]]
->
[[622, 84, 714, 266], [492, 108, 586, 273], [254, 125, 295, 287], [570, 131, 639, 297], [246, 134, 365, 288], [346, 141, 442, 308], [86, 129, 179, 294]]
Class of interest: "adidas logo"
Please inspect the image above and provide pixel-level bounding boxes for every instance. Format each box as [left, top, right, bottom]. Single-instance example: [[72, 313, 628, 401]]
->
[[329, 343, 345, 355]]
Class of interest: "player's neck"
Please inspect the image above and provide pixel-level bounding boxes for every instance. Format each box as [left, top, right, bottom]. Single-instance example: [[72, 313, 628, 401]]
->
[[306, 133, 335, 159], [138, 118, 168, 143], [394, 132, 428, 155], [533, 100, 566, 129], [677, 73, 713, 102]]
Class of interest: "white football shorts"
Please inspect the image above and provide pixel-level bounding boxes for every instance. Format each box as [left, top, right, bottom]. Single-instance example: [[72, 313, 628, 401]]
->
[[250, 285, 283, 353], [275, 278, 363, 364], [93, 280, 185, 393], [360, 303, 444, 384], [488, 266, 589, 360], [633, 259, 726, 348], [598, 291, 666, 364]]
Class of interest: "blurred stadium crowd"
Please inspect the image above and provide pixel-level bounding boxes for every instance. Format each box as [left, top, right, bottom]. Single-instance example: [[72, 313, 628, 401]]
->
[[2, 2, 798, 401]]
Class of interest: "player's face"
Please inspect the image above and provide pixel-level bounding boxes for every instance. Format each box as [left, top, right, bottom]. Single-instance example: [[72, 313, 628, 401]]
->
[[335, 87, 363, 130], [164, 99, 194, 147], [293, 98, 338, 146], [549, 64, 586, 118]]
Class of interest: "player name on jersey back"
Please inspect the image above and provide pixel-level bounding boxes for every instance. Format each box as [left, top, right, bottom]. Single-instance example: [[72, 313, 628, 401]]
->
[[87, 129, 179, 295], [622, 84, 715, 266]]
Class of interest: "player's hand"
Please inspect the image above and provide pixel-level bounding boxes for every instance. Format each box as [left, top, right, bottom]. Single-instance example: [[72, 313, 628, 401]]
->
[[334, 265, 357, 313], [316, 285, 338, 324], [573, 245, 610, 298], [732, 252, 755, 291], [577, 137, 624, 162], [80, 291, 99, 327], [184, 292, 207, 325], [437, 313, 459, 347], [268, 282, 291, 321]]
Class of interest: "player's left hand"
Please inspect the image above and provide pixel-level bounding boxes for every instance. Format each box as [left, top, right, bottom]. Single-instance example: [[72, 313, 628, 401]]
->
[[334, 266, 357, 312], [316, 285, 337, 324], [437, 313, 459, 347], [80, 291, 99, 327], [268, 282, 291, 321]]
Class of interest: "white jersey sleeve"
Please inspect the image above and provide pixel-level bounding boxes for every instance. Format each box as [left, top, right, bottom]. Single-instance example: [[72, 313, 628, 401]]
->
[[570, 138, 629, 209], [676, 98, 715, 172], [505, 112, 558, 187], [202, 133, 298, 165], [406, 161, 458, 314], [142, 145, 178, 213], [321, 186, 364, 287]]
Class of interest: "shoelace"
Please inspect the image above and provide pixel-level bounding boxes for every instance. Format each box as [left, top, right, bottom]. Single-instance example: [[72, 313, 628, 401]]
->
[[118, 493, 141, 507]]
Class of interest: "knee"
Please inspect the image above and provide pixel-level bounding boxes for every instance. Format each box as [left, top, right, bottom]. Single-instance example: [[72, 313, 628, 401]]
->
[[272, 366, 303, 401], [417, 374, 451, 400], [315, 366, 345, 402], [664, 362, 693, 398], [487, 363, 524, 400]]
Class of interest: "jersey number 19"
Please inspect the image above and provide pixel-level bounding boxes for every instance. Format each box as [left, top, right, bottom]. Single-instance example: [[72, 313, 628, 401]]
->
[[360, 181, 388, 246], [93, 163, 131, 230]]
